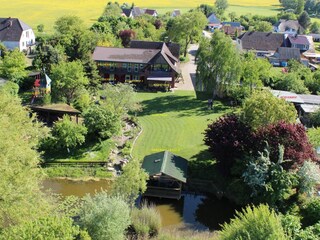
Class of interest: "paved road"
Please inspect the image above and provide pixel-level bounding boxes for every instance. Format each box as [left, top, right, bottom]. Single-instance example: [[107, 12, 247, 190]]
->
[[176, 44, 199, 91]]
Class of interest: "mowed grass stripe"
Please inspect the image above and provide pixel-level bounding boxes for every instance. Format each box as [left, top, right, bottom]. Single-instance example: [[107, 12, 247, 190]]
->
[[132, 91, 231, 162]]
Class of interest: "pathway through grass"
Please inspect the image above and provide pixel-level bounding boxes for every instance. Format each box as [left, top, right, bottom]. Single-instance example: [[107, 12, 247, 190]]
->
[[132, 90, 232, 163]]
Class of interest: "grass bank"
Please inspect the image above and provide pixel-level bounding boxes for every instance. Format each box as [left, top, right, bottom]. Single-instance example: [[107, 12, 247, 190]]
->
[[44, 166, 113, 179]]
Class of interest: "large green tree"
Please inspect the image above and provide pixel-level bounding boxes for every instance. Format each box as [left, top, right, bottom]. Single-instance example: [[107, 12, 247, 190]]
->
[[215, 0, 229, 16], [54, 15, 98, 61], [0, 92, 51, 228], [167, 11, 207, 57], [83, 104, 121, 139], [241, 90, 297, 129], [51, 61, 89, 104], [102, 2, 122, 18], [112, 159, 148, 206], [48, 115, 87, 151], [0, 49, 27, 84], [196, 31, 241, 98]]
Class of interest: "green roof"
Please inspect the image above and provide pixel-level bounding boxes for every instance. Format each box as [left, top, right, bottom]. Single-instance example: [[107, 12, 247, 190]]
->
[[142, 151, 188, 183]]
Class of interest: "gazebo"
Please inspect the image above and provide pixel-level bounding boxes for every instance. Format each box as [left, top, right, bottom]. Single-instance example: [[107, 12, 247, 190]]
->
[[30, 104, 80, 126], [142, 151, 188, 200]]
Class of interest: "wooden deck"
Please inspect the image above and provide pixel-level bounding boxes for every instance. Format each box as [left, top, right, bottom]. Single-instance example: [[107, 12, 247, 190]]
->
[[142, 186, 182, 200]]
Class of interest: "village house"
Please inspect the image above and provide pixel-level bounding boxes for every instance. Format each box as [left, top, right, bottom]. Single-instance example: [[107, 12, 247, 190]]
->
[[121, 7, 158, 18], [273, 19, 303, 35], [171, 9, 181, 17], [92, 40, 180, 89], [237, 31, 286, 57], [287, 35, 313, 52], [0, 17, 35, 53], [267, 47, 309, 67], [207, 13, 221, 31], [144, 9, 158, 17]]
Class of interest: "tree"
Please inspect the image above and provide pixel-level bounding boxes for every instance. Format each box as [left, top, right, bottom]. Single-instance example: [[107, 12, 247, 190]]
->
[[254, 21, 273, 32], [37, 24, 44, 32], [112, 159, 148, 206], [241, 90, 297, 129], [197, 4, 216, 17], [204, 114, 253, 172], [241, 52, 271, 92], [254, 121, 316, 169], [167, 11, 207, 57], [119, 29, 136, 47], [0, 81, 19, 96], [219, 204, 287, 240], [310, 22, 320, 34], [102, 2, 122, 18], [228, 12, 237, 22], [275, 72, 309, 94], [0, 49, 27, 84], [0, 93, 51, 228], [296, 0, 305, 14], [243, 146, 298, 207], [78, 192, 131, 240], [51, 61, 89, 104], [215, 0, 229, 16], [49, 115, 87, 151], [196, 31, 241, 98], [307, 127, 320, 147], [280, 0, 299, 11], [100, 83, 142, 117], [297, 161, 320, 197], [309, 109, 320, 127], [83, 104, 121, 139], [0, 216, 80, 240], [306, 69, 320, 94], [54, 15, 97, 61], [298, 11, 311, 29]]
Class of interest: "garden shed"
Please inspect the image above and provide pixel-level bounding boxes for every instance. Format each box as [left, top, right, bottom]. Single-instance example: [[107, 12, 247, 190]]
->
[[141, 151, 188, 200]]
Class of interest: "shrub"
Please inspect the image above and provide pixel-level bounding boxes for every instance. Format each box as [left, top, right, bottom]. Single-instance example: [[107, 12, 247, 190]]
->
[[131, 203, 161, 238], [301, 197, 320, 227], [219, 204, 287, 240], [79, 192, 131, 240], [0, 216, 80, 240]]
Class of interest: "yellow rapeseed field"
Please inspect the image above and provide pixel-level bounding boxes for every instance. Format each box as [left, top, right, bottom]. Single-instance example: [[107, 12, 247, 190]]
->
[[0, 0, 279, 31]]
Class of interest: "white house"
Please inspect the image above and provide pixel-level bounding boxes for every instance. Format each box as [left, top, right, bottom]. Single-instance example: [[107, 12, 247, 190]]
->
[[273, 20, 303, 35], [0, 17, 35, 53]]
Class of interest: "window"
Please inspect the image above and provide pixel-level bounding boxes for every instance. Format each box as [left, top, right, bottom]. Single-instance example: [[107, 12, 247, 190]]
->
[[125, 75, 131, 80], [26, 31, 29, 38], [122, 63, 127, 69], [127, 63, 132, 72], [109, 74, 115, 80], [134, 64, 139, 72], [110, 63, 115, 71], [140, 64, 144, 69], [133, 75, 139, 80], [22, 42, 24, 47]]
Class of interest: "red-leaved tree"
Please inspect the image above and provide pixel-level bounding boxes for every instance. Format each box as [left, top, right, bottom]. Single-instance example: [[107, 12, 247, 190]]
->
[[119, 29, 136, 47], [204, 114, 253, 172], [253, 121, 317, 169]]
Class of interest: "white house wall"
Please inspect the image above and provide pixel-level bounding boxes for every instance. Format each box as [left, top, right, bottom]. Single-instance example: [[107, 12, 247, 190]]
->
[[19, 29, 35, 52]]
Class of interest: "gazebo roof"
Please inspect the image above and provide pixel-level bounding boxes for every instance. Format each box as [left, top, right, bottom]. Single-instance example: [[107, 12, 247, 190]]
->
[[142, 151, 188, 183], [30, 103, 80, 114]]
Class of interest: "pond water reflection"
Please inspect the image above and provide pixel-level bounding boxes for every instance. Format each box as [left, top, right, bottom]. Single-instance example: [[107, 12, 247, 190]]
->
[[43, 179, 238, 230]]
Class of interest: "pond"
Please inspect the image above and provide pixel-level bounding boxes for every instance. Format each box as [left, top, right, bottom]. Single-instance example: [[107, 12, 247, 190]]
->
[[43, 179, 238, 231]]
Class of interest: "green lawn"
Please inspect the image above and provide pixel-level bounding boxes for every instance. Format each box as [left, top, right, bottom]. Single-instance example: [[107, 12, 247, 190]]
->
[[132, 90, 232, 163]]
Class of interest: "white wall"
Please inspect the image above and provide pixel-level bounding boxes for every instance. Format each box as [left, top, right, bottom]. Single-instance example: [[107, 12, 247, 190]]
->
[[19, 29, 36, 52]]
